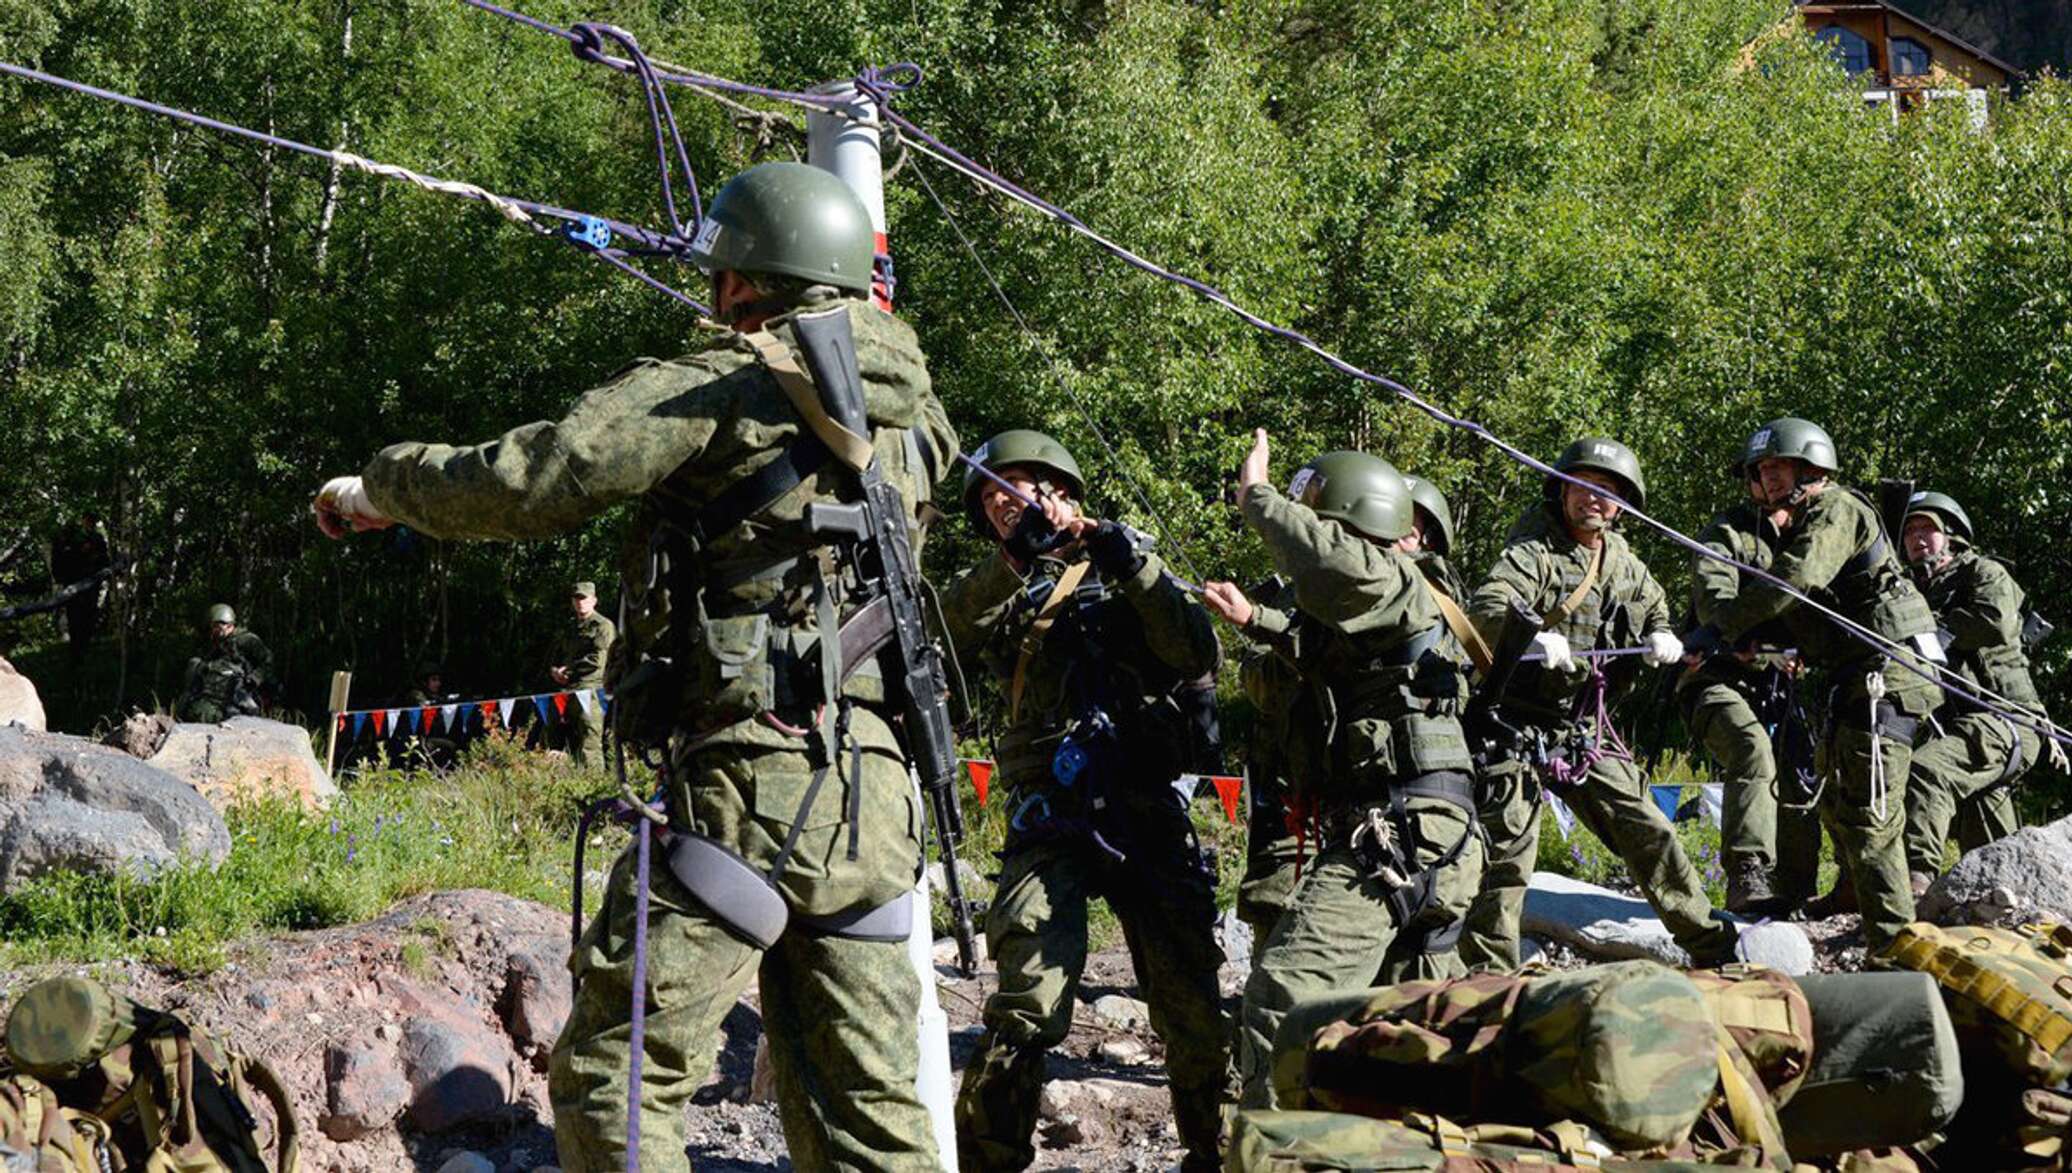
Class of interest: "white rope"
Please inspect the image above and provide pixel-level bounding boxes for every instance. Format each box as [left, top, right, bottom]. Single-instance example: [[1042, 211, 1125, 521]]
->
[[335, 150, 542, 229], [1866, 670, 1890, 821]]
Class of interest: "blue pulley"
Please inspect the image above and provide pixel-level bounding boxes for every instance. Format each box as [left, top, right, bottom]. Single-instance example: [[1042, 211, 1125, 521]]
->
[[565, 215, 612, 250]]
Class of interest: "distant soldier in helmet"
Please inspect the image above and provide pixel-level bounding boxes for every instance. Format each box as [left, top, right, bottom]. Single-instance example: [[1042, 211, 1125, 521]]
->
[[1900, 491, 2047, 888], [312, 161, 957, 1170], [175, 604, 274, 723], [1675, 435, 1821, 917], [1208, 433, 1483, 1108], [1691, 418, 1942, 952], [1460, 437, 1739, 972], [944, 428, 1228, 1171]]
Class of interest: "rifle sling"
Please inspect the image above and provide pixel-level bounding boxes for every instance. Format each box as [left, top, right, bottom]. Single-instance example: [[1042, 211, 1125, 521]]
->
[[1422, 575, 1494, 674]]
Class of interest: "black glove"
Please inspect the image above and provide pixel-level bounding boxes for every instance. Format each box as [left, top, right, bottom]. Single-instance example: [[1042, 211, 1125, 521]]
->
[[1002, 505, 1061, 565], [1682, 624, 1723, 657], [1085, 521, 1145, 579]]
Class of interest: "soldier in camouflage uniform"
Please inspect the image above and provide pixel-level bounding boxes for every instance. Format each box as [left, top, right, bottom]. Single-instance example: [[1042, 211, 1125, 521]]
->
[[175, 604, 274, 723], [1900, 491, 2046, 885], [1458, 438, 1738, 973], [943, 428, 1227, 1173], [1694, 419, 1943, 952], [1206, 472, 1477, 985], [549, 581, 615, 767], [1220, 435, 1485, 1109], [314, 162, 957, 1171], [1677, 439, 1821, 916]]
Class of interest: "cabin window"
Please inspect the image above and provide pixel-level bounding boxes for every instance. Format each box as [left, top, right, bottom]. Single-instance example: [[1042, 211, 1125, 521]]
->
[[1816, 25, 1876, 75], [1891, 37, 1932, 76]]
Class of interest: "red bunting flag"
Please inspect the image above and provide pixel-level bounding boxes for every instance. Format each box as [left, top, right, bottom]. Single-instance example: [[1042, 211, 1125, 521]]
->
[[1211, 775, 1243, 825], [372, 709, 387, 737], [418, 708, 434, 733], [479, 700, 496, 726], [966, 759, 993, 807], [553, 692, 569, 716], [335, 714, 347, 734]]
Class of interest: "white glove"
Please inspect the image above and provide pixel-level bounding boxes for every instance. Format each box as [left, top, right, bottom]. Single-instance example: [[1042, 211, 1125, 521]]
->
[[1644, 630, 1685, 667], [1531, 631, 1576, 673], [313, 475, 392, 539]]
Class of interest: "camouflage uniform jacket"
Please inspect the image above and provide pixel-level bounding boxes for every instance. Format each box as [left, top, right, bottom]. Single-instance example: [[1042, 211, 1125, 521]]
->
[[362, 298, 957, 756], [938, 537, 1218, 811], [1683, 503, 1792, 692], [555, 612, 617, 689], [1912, 549, 2043, 715], [1709, 488, 1936, 674], [1468, 505, 1671, 727], [183, 630, 274, 717], [1240, 483, 1471, 802]]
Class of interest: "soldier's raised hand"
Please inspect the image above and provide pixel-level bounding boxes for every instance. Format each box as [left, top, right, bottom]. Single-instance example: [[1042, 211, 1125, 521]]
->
[[1237, 428, 1271, 492], [313, 476, 393, 539], [1200, 581, 1256, 628]]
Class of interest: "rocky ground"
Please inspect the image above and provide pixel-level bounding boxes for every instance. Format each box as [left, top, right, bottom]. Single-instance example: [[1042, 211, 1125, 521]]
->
[[8, 811, 2069, 1170]]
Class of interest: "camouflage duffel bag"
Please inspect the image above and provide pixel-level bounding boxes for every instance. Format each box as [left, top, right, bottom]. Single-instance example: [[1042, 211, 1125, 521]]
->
[[1878, 921, 2072, 1168], [1302, 961, 1787, 1158], [1227, 1109, 1742, 1172], [0, 1073, 114, 1172], [3, 977, 301, 1173]]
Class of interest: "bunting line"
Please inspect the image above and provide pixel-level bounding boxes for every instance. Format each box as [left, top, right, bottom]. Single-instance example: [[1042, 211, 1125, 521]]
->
[[328, 686, 609, 741]]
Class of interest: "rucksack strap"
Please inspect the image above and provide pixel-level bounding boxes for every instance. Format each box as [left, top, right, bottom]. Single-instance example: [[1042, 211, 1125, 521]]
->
[[1543, 541, 1604, 628], [1712, 1020, 1791, 1168], [229, 1052, 303, 1173], [1010, 561, 1090, 722]]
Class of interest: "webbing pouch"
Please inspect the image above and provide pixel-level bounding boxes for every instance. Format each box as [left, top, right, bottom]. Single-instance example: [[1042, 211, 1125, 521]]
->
[[664, 832, 789, 950]]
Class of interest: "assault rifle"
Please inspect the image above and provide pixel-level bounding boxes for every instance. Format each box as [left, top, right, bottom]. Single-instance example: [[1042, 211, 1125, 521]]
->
[[788, 307, 980, 977], [1463, 599, 1543, 761]]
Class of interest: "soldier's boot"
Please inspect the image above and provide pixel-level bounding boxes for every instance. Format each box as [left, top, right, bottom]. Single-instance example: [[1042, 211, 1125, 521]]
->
[[954, 1033, 1048, 1171], [1725, 857, 1782, 918], [1799, 872, 1858, 920], [1171, 1075, 1225, 1173]]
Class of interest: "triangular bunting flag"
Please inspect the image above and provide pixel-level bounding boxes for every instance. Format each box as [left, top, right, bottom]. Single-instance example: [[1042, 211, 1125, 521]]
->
[[479, 700, 496, 729], [440, 704, 457, 732], [497, 698, 516, 727], [335, 714, 347, 735], [553, 692, 569, 716], [574, 689, 595, 715], [965, 759, 992, 807], [1699, 783, 1725, 829], [351, 712, 366, 739], [533, 694, 554, 722], [1210, 775, 1243, 825], [384, 709, 401, 738], [414, 708, 431, 734], [1649, 784, 1683, 822], [1172, 777, 1198, 807], [372, 709, 388, 737], [598, 689, 610, 715], [1546, 791, 1577, 841]]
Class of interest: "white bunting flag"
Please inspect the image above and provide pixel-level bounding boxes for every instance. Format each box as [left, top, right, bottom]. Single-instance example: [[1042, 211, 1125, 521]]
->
[[1546, 791, 1578, 841]]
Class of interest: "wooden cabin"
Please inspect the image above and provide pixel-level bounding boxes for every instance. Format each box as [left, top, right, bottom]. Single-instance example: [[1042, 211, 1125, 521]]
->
[[1744, 1, 2020, 126]]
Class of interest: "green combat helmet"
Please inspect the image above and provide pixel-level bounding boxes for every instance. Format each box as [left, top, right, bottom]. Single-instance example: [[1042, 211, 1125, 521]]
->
[[1744, 417, 1839, 475], [1549, 437, 1647, 511], [960, 429, 1086, 533], [1402, 475, 1456, 555], [207, 603, 235, 625], [687, 161, 874, 294], [1292, 451, 1413, 542], [1905, 491, 1974, 542]]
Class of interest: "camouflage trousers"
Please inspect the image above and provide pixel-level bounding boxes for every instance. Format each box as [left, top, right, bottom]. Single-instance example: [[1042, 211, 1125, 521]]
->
[[1237, 791, 1483, 1109], [1817, 666, 1942, 953], [955, 802, 1227, 1173], [1459, 750, 1737, 974], [559, 695, 605, 768], [1684, 679, 1820, 905], [549, 730, 935, 1172], [1904, 709, 2037, 877], [1236, 781, 1302, 955]]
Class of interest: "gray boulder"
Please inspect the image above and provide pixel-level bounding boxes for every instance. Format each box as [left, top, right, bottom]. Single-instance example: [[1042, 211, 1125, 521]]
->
[[1920, 814, 2072, 927], [0, 657, 44, 732], [1522, 871, 1811, 974], [0, 724, 230, 892], [148, 716, 338, 812]]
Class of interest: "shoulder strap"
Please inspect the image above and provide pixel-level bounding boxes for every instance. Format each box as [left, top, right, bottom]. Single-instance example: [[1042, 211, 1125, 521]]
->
[[1542, 540, 1605, 627], [1713, 1020, 1791, 1167], [1421, 574, 1494, 674], [231, 1052, 303, 1173], [742, 329, 874, 473], [1010, 561, 1091, 722]]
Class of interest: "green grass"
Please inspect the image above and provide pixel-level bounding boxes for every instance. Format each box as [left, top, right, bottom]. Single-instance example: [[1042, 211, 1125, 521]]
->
[[0, 735, 629, 975]]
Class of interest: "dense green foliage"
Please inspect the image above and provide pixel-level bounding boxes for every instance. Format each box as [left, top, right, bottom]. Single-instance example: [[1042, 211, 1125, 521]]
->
[[0, 0, 2066, 817]]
